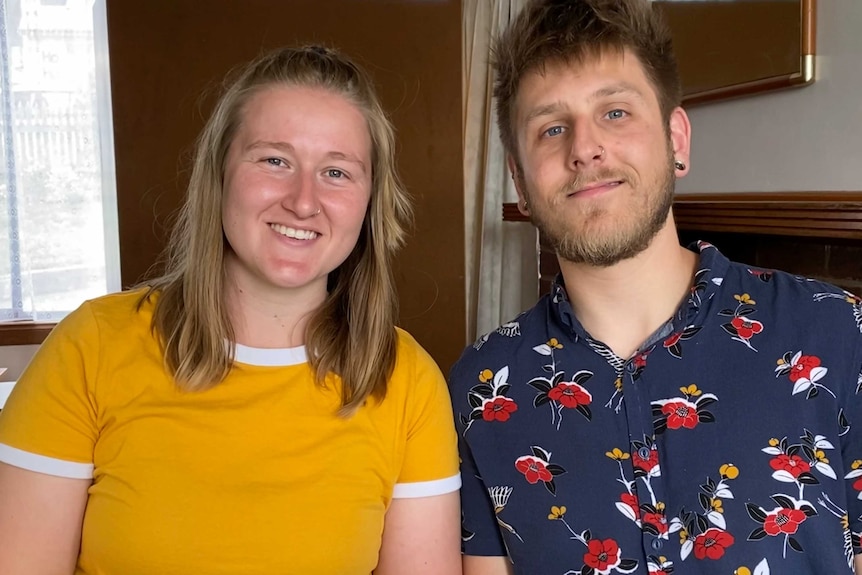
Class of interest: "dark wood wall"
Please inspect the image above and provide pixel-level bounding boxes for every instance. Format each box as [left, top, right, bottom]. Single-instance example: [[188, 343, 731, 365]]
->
[[106, 0, 466, 371]]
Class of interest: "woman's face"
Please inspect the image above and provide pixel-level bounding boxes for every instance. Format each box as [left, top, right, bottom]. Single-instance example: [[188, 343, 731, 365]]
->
[[221, 85, 372, 298]]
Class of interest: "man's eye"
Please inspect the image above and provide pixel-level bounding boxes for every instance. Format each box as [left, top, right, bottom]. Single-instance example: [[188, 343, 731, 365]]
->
[[607, 109, 626, 120], [265, 158, 285, 167], [543, 126, 564, 137]]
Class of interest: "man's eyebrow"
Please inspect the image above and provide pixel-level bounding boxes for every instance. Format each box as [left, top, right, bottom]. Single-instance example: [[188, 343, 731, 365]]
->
[[523, 101, 567, 125], [523, 82, 649, 126], [591, 82, 647, 102]]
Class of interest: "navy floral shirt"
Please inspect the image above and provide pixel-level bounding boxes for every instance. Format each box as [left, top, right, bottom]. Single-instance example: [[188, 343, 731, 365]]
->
[[451, 242, 862, 575]]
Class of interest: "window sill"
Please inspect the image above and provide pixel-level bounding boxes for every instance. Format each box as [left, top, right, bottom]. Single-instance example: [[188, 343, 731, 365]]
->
[[0, 322, 56, 346]]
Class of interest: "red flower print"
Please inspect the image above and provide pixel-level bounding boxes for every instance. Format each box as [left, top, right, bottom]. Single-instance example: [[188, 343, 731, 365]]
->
[[633, 352, 648, 369], [620, 493, 640, 521], [730, 316, 763, 340], [789, 355, 821, 382], [642, 512, 668, 535], [583, 538, 621, 571], [693, 528, 734, 560], [548, 382, 592, 409], [769, 454, 811, 478], [661, 400, 699, 430], [763, 508, 808, 536], [515, 456, 552, 484], [633, 448, 659, 473], [663, 332, 682, 348], [854, 476, 862, 492], [481, 396, 518, 422]]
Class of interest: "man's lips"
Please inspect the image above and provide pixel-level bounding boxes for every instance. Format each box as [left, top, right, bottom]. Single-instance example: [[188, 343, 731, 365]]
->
[[567, 180, 624, 196]]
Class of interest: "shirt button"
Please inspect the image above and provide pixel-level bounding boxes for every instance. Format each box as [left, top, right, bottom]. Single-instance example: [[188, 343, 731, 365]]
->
[[651, 539, 664, 550], [638, 447, 651, 460]]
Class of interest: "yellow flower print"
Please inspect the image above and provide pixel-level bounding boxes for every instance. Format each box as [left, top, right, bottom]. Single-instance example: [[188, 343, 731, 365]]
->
[[547, 338, 563, 349], [614, 377, 623, 391], [478, 369, 493, 383], [679, 383, 702, 397], [548, 505, 566, 520], [711, 498, 723, 513], [720, 463, 739, 480], [768, 438, 780, 447], [851, 459, 862, 470], [678, 527, 688, 545], [656, 502, 665, 512], [815, 449, 829, 464], [605, 448, 629, 461], [735, 568, 751, 575], [734, 293, 756, 305]]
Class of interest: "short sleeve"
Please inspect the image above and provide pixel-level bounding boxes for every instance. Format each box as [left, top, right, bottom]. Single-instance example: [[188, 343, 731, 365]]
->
[[458, 431, 508, 556], [0, 301, 101, 478], [391, 332, 461, 498]]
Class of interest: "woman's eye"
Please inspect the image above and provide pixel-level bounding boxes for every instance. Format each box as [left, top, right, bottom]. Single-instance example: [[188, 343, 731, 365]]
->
[[607, 109, 626, 120], [265, 157, 285, 167], [326, 168, 346, 179], [543, 126, 564, 137]]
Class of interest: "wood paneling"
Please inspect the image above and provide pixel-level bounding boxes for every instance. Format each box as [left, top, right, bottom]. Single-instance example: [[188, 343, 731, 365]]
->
[[107, 0, 465, 370]]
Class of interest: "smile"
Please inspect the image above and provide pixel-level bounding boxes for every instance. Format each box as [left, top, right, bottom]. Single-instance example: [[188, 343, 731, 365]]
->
[[269, 223, 319, 240], [568, 180, 624, 196]]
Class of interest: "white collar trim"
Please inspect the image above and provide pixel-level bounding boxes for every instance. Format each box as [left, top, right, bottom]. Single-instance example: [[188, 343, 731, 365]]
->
[[233, 343, 308, 366]]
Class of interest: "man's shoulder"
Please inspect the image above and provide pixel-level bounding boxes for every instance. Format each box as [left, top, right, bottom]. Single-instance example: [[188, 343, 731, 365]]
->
[[721, 258, 862, 339], [725, 258, 859, 303]]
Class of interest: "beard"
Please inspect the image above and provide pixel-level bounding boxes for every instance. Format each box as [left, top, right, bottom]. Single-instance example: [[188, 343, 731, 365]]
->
[[524, 144, 676, 267]]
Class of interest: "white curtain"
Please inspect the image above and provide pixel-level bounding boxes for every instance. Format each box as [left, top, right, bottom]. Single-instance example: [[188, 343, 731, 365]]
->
[[463, 0, 538, 341]]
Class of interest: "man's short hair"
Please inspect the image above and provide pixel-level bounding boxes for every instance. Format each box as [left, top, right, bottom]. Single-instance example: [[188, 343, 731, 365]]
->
[[493, 0, 682, 158]]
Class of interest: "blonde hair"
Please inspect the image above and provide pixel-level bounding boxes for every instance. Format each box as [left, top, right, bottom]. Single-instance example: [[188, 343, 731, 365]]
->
[[143, 45, 413, 414]]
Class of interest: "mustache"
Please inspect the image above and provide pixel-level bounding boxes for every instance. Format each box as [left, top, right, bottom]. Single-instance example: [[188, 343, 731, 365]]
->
[[559, 167, 633, 195]]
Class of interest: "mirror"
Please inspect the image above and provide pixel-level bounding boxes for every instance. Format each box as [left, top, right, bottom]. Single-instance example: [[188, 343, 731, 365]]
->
[[654, 0, 816, 105]]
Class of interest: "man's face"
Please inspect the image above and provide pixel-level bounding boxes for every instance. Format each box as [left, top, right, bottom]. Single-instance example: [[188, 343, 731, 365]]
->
[[510, 49, 690, 267]]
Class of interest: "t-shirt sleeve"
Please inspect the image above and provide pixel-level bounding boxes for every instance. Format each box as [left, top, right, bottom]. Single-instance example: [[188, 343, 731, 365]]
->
[[391, 333, 461, 499], [0, 302, 100, 478]]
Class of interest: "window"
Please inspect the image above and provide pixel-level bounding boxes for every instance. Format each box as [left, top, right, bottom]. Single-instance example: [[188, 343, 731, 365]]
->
[[0, 0, 119, 325]]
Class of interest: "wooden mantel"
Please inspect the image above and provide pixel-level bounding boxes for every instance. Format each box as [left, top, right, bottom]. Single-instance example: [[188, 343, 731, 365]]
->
[[503, 191, 862, 240]]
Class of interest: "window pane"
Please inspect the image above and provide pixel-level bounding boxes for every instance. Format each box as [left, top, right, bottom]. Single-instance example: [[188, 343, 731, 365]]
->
[[0, 0, 118, 321]]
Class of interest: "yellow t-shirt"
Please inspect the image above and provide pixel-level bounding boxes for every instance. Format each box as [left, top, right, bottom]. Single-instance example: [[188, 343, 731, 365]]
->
[[0, 290, 460, 574]]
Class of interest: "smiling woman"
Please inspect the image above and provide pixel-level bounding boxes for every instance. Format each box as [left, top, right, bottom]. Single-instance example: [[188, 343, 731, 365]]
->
[[0, 45, 461, 575]]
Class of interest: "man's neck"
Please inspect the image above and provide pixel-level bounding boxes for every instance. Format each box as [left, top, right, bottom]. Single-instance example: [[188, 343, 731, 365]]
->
[[558, 222, 698, 360]]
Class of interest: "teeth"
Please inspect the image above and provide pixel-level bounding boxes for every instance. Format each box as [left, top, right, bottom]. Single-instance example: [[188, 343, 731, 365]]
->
[[270, 223, 318, 240]]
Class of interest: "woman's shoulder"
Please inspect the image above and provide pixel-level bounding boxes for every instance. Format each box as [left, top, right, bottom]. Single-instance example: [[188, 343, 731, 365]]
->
[[54, 287, 156, 341], [389, 327, 447, 393]]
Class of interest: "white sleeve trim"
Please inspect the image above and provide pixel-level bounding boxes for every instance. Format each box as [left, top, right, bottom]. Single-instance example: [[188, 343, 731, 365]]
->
[[392, 473, 461, 499], [0, 443, 94, 479]]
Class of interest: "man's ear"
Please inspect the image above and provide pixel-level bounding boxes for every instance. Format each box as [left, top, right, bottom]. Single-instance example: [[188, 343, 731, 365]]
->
[[668, 106, 692, 177], [507, 154, 529, 216]]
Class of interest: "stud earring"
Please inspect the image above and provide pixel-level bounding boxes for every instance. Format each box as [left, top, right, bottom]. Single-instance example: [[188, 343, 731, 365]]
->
[[674, 160, 686, 171]]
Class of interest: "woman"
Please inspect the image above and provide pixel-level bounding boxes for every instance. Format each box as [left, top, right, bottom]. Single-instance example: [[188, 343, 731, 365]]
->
[[0, 45, 461, 574]]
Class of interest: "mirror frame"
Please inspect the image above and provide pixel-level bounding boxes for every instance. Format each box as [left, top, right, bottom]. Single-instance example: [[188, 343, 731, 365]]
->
[[655, 0, 816, 106]]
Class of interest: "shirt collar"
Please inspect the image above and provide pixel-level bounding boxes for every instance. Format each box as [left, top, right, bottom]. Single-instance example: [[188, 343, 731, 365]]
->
[[549, 240, 731, 343]]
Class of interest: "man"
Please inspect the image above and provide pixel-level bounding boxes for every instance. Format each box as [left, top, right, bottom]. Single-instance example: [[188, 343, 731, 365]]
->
[[450, 1, 862, 574]]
